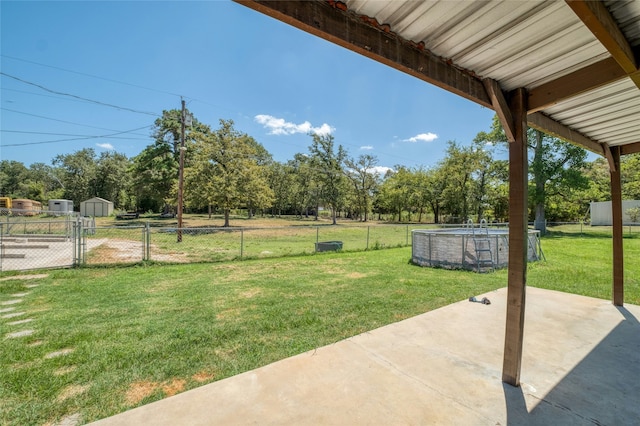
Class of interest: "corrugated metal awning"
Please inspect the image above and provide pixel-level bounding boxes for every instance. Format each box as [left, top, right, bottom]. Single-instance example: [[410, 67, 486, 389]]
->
[[236, 0, 640, 157]]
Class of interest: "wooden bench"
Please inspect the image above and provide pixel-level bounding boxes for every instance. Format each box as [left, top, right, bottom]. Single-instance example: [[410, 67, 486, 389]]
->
[[116, 212, 139, 220]]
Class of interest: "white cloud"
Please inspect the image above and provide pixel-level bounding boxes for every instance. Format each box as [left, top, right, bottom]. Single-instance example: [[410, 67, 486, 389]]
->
[[403, 132, 438, 143], [96, 143, 114, 149], [368, 166, 393, 176], [360, 145, 374, 150], [255, 114, 334, 136]]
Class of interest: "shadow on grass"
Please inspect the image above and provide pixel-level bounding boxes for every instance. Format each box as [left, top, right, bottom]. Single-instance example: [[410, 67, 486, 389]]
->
[[543, 230, 639, 239]]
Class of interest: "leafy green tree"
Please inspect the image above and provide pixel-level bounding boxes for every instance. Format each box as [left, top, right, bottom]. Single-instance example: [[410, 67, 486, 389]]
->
[[438, 141, 484, 222], [423, 167, 447, 224], [27, 163, 65, 202], [308, 134, 347, 225], [485, 160, 509, 222], [52, 148, 98, 207], [288, 153, 319, 218], [186, 119, 273, 227], [131, 109, 208, 212], [344, 154, 381, 222], [267, 161, 295, 216], [627, 206, 640, 223], [577, 158, 610, 204], [0, 160, 29, 198], [477, 115, 588, 232], [621, 154, 640, 200], [530, 130, 588, 228], [377, 166, 412, 222], [94, 152, 132, 209]]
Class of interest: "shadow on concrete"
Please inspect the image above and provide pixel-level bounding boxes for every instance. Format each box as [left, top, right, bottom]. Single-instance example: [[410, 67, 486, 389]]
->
[[504, 306, 640, 425]]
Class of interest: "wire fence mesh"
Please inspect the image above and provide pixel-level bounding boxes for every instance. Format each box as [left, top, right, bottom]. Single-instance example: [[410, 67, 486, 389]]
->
[[1, 216, 638, 272], [0, 210, 82, 271]]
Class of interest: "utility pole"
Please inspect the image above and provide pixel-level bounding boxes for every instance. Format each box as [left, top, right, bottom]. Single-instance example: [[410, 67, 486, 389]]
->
[[177, 99, 186, 243]]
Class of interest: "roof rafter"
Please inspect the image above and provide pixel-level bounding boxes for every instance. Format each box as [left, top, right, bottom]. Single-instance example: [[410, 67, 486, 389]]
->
[[526, 57, 627, 113], [527, 112, 605, 156], [566, 0, 640, 88], [236, 0, 634, 158], [620, 142, 640, 155], [234, 0, 492, 108], [484, 79, 515, 142]]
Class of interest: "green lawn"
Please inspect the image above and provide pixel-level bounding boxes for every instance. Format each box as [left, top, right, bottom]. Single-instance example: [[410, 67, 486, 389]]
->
[[1, 233, 638, 425]]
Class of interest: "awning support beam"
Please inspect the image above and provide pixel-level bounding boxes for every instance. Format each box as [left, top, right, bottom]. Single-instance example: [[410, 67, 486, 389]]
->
[[484, 79, 516, 142], [610, 146, 624, 306], [502, 88, 528, 387]]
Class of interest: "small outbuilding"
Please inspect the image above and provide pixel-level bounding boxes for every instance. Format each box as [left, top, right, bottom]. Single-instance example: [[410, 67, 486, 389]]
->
[[80, 197, 114, 217], [590, 200, 640, 226], [49, 199, 74, 214]]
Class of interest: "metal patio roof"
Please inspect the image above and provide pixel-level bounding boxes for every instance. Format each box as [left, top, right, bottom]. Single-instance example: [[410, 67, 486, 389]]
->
[[236, 0, 640, 158]]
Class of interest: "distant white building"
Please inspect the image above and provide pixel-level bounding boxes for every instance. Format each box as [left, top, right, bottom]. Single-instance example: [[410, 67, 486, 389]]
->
[[48, 199, 74, 214], [590, 200, 640, 226], [80, 197, 114, 217]]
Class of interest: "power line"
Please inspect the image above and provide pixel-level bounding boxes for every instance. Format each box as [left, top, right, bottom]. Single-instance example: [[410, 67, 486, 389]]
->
[[1, 107, 152, 136], [1, 126, 153, 147], [2, 129, 147, 140], [1, 72, 161, 117], [1, 54, 183, 98], [2, 55, 235, 115], [1, 86, 110, 106]]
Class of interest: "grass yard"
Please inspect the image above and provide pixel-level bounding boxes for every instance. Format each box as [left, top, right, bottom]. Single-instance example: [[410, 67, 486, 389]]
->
[[1, 232, 639, 425]]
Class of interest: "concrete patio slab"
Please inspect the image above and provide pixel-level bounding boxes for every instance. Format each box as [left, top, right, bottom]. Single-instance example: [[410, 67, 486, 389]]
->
[[91, 287, 640, 425]]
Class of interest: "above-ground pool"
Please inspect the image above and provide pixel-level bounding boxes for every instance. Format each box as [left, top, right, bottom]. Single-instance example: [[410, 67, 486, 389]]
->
[[411, 227, 542, 272]]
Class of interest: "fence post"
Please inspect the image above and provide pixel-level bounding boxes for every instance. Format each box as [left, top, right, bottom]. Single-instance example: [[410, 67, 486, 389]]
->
[[72, 218, 79, 267], [0, 224, 3, 272], [78, 218, 83, 266], [240, 229, 244, 259], [141, 225, 146, 261], [146, 222, 151, 261], [366, 226, 370, 250], [316, 227, 319, 251]]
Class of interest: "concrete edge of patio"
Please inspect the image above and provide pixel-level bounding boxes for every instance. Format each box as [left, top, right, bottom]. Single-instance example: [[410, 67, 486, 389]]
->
[[91, 287, 640, 425]]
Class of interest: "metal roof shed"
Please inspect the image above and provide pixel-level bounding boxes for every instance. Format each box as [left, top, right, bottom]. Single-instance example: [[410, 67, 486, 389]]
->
[[236, 0, 640, 387], [48, 199, 74, 214], [80, 197, 114, 217]]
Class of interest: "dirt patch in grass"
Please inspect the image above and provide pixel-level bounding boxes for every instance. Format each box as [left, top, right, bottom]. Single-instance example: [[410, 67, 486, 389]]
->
[[216, 307, 245, 320], [346, 272, 367, 279], [162, 378, 186, 397], [44, 412, 82, 426], [56, 384, 90, 402], [54, 366, 77, 376], [125, 378, 187, 405], [11, 360, 40, 370], [0, 274, 49, 282], [125, 381, 158, 405], [192, 371, 215, 382], [88, 239, 189, 264], [239, 288, 261, 298], [45, 348, 74, 359]]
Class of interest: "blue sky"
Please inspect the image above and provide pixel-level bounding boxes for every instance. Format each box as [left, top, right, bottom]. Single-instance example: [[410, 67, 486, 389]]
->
[[1, 1, 497, 173]]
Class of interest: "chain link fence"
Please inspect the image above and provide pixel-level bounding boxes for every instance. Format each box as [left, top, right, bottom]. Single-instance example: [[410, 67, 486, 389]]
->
[[1, 216, 415, 270], [0, 210, 86, 271], [2, 216, 637, 272]]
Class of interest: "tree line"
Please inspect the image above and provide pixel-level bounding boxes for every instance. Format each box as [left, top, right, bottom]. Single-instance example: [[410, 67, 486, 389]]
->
[[2, 109, 639, 229]]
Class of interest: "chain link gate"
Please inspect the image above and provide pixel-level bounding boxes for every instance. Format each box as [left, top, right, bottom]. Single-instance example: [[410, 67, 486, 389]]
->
[[0, 210, 80, 272]]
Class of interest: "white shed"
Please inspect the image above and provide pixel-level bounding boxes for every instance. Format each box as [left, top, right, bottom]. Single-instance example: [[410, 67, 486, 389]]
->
[[590, 200, 640, 226], [48, 199, 74, 214], [81, 197, 114, 217]]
